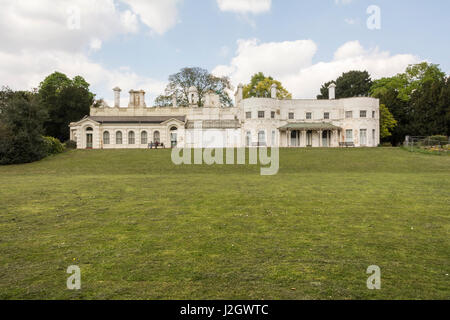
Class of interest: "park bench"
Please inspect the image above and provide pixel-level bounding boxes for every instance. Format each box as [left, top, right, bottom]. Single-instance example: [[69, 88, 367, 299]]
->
[[340, 142, 355, 147]]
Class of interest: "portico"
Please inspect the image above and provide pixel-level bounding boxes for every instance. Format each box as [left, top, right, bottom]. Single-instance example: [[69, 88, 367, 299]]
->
[[279, 123, 341, 148]]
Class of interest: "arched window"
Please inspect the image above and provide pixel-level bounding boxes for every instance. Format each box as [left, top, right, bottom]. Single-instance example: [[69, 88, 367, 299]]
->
[[128, 131, 135, 144], [86, 127, 93, 131], [103, 131, 110, 145], [154, 131, 160, 143], [141, 131, 148, 145], [258, 131, 266, 146], [116, 131, 122, 145]]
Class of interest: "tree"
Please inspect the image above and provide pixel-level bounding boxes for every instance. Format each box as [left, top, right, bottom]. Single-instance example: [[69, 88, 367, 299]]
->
[[370, 62, 448, 144], [0, 87, 48, 164], [243, 72, 292, 99], [371, 62, 446, 102], [379, 104, 397, 140], [439, 77, 450, 136], [39, 72, 95, 141], [158, 67, 233, 107], [154, 95, 173, 107], [409, 77, 448, 136], [317, 70, 372, 99]]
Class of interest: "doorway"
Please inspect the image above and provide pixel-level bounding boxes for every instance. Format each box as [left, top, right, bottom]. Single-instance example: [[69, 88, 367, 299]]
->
[[290, 131, 298, 147], [306, 131, 313, 147], [86, 133, 93, 149], [322, 130, 330, 147], [170, 127, 178, 148]]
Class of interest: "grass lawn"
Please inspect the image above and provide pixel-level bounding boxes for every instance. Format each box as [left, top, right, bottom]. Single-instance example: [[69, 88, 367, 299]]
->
[[0, 148, 449, 300]]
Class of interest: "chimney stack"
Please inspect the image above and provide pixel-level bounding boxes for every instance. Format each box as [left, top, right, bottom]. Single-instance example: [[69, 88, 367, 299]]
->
[[139, 90, 146, 107], [235, 83, 243, 105], [271, 83, 278, 99], [113, 87, 121, 107], [328, 83, 336, 100]]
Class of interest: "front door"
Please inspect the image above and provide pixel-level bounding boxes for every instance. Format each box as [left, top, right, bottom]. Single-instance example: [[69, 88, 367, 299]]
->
[[322, 131, 329, 147], [306, 131, 313, 147], [290, 131, 298, 147], [360, 129, 367, 146], [170, 132, 177, 148], [86, 133, 93, 149]]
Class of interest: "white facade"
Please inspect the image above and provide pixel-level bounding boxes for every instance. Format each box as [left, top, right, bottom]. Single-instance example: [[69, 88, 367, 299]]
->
[[69, 85, 380, 149]]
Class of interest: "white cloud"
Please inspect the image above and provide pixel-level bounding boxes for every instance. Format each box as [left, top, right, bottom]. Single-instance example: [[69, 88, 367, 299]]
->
[[213, 39, 317, 82], [217, 0, 271, 14], [89, 38, 103, 52], [0, 49, 166, 106], [0, 0, 180, 106], [0, 0, 139, 53], [335, 0, 354, 5], [121, 0, 182, 35], [333, 40, 365, 60], [213, 39, 420, 98], [344, 18, 358, 25]]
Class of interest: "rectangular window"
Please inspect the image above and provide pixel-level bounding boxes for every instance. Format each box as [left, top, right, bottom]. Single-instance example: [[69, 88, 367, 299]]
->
[[360, 110, 367, 118], [246, 112, 252, 119], [271, 111, 275, 119], [360, 129, 367, 145], [324, 112, 330, 120], [306, 112, 312, 120], [372, 129, 376, 145], [272, 130, 276, 146], [372, 111, 376, 118], [288, 112, 294, 120], [258, 111, 265, 119], [345, 111, 353, 119], [346, 129, 353, 142]]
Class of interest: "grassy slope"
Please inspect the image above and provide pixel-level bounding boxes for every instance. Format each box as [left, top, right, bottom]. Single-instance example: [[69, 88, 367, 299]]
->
[[0, 148, 449, 300]]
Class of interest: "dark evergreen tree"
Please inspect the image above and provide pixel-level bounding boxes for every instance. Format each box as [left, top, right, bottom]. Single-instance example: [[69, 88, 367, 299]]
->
[[0, 88, 48, 164], [317, 71, 372, 99]]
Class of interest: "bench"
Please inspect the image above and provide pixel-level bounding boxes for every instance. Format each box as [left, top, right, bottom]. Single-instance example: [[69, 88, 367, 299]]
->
[[340, 142, 355, 147], [148, 143, 165, 149]]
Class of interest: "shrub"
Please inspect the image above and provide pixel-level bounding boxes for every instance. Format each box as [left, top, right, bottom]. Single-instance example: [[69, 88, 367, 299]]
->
[[379, 142, 392, 147], [64, 140, 77, 150], [43, 136, 65, 155]]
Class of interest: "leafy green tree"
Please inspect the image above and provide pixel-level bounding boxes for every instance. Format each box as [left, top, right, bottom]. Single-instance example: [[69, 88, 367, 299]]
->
[[379, 104, 397, 139], [158, 67, 233, 107], [317, 70, 372, 99], [0, 87, 48, 164], [39, 72, 95, 141], [243, 72, 292, 99], [371, 62, 446, 101], [370, 62, 448, 144]]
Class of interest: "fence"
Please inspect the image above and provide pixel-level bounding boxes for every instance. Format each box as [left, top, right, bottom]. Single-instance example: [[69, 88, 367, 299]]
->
[[404, 136, 449, 155]]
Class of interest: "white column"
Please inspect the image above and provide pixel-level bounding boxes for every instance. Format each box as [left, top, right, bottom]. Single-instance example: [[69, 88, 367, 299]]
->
[[302, 130, 306, 147], [287, 130, 290, 147]]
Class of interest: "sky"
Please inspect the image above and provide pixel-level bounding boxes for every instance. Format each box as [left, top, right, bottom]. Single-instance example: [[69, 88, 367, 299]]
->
[[0, 0, 449, 106]]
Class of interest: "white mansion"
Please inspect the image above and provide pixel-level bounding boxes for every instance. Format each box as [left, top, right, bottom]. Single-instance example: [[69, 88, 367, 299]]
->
[[69, 84, 380, 149]]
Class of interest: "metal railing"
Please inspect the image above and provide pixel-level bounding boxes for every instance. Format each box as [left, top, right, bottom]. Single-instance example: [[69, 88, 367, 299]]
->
[[404, 136, 449, 155]]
